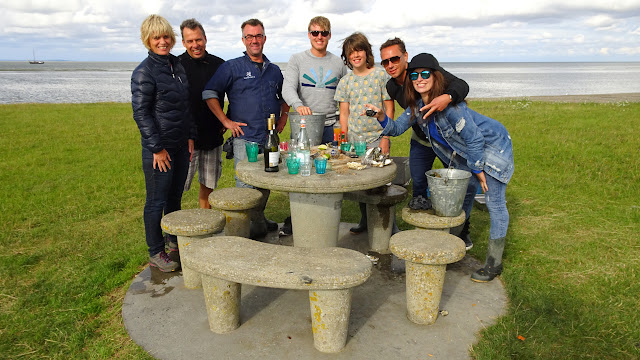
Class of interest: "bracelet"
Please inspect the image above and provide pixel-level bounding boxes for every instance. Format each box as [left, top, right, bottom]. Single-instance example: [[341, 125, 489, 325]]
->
[[448, 94, 453, 101]]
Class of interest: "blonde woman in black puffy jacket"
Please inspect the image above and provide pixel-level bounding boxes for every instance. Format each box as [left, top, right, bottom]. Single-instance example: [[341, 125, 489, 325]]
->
[[131, 14, 196, 272]]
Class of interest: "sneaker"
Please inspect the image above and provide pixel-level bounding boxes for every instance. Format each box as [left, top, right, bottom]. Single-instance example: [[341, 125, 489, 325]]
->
[[349, 222, 367, 234], [279, 216, 293, 236], [149, 252, 179, 272], [167, 240, 179, 252], [460, 233, 473, 251], [164, 234, 179, 252], [408, 195, 432, 210]]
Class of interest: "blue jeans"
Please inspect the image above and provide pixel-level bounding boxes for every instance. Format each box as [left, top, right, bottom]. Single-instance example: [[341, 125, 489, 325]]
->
[[232, 138, 262, 188], [142, 146, 190, 256], [322, 125, 335, 144], [455, 159, 509, 240], [409, 139, 438, 199]]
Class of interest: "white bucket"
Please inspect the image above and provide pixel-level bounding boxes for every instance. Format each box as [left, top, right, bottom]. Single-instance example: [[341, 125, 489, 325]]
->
[[426, 168, 472, 217]]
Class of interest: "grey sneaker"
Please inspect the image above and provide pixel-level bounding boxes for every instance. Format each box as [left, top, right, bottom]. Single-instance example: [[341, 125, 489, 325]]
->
[[149, 252, 179, 272], [167, 241, 178, 252], [165, 234, 178, 252], [461, 234, 473, 251]]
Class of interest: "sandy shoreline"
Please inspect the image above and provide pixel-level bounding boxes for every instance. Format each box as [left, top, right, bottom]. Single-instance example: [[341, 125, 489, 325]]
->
[[470, 92, 640, 103]]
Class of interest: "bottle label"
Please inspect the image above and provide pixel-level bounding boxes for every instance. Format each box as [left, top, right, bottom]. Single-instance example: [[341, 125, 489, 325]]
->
[[268, 151, 280, 167]]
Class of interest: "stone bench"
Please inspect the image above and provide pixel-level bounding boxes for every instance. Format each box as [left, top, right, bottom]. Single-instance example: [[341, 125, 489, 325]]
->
[[390, 229, 465, 325], [344, 184, 408, 253], [183, 236, 373, 353], [208, 187, 263, 237], [401, 207, 465, 233], [160, 209, 226, 289]]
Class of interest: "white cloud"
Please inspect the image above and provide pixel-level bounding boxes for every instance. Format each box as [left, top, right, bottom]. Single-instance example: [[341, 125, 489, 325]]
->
[[616, 46, 640, 54]]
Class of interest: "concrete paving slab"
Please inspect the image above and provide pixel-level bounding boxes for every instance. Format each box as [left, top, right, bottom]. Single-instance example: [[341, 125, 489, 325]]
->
[[123, 223, 507, 359]]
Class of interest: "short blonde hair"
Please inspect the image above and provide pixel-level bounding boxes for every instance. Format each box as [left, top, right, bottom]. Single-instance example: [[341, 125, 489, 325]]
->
[[140, 14, 176, 50], [308, 16, 331, 32]]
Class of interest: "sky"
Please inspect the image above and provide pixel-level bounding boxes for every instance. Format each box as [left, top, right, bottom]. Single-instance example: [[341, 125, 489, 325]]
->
[[2, 0, 640, 63]]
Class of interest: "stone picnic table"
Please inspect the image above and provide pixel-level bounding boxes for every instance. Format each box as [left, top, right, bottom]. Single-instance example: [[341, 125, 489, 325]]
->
[[236, 154, 397, 248]]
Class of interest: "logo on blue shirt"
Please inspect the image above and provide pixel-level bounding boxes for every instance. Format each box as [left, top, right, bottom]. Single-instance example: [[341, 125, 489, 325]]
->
[[244, 71, 255, 80]]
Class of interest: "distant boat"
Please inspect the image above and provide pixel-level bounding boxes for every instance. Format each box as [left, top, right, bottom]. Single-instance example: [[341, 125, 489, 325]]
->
[[29, 49, 44, 64]]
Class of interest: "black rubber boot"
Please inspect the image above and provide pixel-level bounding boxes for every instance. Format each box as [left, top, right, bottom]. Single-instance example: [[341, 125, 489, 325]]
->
[[350, 202, 368, 234], [471, 237, 506, 282], [459, 218, 473, 250]]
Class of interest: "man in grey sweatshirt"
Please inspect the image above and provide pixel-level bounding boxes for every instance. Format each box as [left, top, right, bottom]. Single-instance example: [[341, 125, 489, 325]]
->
[[280, 16, 348, 236]]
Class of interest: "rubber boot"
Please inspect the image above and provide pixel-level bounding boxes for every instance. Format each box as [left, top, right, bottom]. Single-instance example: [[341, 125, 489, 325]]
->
[[350, 202, 368, 234], [471, 237, 506, 282], [459, 218, 473, 250]]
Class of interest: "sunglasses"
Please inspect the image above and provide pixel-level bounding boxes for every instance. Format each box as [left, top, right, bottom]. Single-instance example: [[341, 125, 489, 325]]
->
[[409, 70, 431, 81], [309, 30, 330, 37], [381, 56, 401, 67]]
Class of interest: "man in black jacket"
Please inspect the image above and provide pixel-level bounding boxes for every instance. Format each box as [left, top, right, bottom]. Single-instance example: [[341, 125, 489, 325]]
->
[[179, 19, 225, 209], [379, 38, 474, 250]]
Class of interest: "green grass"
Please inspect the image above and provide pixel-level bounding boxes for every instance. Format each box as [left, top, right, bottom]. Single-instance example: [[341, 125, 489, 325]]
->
[[1, 100, 638, 359]]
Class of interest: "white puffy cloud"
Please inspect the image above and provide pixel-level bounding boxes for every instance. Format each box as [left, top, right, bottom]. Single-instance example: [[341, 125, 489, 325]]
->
[[1, 0, 639, 61]]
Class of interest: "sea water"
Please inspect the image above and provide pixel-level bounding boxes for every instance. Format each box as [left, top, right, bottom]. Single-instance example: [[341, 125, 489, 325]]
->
[[0, 61, 639, 104]]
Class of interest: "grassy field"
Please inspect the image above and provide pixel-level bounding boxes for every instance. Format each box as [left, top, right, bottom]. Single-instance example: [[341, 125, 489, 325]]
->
[[1, 99, 638, 359]]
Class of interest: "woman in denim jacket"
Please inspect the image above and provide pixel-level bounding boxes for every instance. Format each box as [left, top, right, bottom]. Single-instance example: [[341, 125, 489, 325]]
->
[[366, 53, 514, 282]]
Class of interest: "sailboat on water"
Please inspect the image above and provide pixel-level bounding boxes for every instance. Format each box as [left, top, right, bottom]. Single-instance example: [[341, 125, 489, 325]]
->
[[29, 49, 44, 64]]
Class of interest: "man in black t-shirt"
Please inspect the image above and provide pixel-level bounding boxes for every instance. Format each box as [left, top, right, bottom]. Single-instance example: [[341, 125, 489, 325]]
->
[[379, 38, 474, 250], [178, 19, 225, 210]]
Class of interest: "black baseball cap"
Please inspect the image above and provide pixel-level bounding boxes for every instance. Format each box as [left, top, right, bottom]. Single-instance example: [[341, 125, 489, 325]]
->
[[407, 53, 441, 72]]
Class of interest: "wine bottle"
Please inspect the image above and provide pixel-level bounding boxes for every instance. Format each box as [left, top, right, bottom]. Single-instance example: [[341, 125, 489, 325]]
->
[[264, 114, 279, 172]]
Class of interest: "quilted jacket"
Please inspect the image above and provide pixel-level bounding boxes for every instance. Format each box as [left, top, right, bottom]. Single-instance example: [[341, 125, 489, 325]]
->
[[131, 51, 196, 153]]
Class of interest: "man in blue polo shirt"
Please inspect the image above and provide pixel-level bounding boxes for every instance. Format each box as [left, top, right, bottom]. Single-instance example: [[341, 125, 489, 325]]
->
[[203, 18, 289, 238]]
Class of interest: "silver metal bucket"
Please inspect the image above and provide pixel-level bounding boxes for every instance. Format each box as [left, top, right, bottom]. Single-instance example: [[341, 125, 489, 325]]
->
[[426, 168, 472, 217], [289, 114, 326, 146]]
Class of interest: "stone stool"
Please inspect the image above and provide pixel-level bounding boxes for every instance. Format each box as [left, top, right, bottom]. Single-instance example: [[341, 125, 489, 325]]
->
[[344, 184, 408, 253], [402, 207, 466, 233], [390, 229, 466, 325], [208, 187, 263, 237], [160, 209, 226, 289]]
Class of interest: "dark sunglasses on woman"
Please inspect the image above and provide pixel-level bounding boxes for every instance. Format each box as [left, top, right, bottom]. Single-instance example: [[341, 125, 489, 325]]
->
[[409, 70, 431, 81], [381, 56, 401, 67], [309, 30, 330, 37]]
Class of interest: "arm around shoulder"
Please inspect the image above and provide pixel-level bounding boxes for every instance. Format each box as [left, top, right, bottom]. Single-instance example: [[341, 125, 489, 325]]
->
[[440, 67, 469, 103]]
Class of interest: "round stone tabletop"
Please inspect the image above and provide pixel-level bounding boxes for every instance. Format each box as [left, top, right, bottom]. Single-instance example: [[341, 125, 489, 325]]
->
[[236, 155, 397, 194]]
